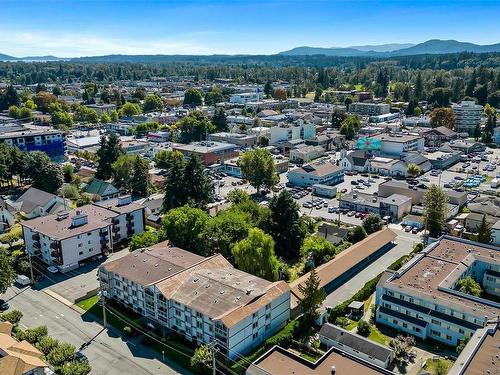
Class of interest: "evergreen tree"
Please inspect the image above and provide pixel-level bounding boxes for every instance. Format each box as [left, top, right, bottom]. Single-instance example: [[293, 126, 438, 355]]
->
[[424, 184, 448, 238], [267, 190, 306, 258], [298, 268, 326, 326], [96, 133, 123, 180], [477, 215, 492, 244], [130, 155, 150, 196], [212, 107, 228, 132]]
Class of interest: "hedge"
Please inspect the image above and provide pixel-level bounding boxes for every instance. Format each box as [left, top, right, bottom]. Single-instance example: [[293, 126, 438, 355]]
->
[[328, 274, 382, 321], [230, 319, 301, 374]]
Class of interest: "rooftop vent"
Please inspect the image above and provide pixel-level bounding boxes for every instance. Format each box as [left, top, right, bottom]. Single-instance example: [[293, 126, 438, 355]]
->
[[71, 212, 88, 227], [57, 211, 70, 221], [117, 195, 132, 206]]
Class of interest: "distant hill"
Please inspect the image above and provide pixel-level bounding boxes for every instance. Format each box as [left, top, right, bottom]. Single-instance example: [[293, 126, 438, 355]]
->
[[278, 39, 500, 56], [0, 53, 17, 61], [390, 39, 500, 55], [347, 43, 415, 52], [19, 55, 65, 62]]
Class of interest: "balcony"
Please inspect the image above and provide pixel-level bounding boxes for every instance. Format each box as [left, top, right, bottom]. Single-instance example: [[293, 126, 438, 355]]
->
[[32, 233, 40, 241], [112, 235, 120, 242], [50, 242, 61, 250], [126, 229, 135, 236], [111, 218, 119, 225], [112, 226, 120, 233], [32, 242, 41, 249], [34, 250, 42, 257], [100, 238, 109, 246]]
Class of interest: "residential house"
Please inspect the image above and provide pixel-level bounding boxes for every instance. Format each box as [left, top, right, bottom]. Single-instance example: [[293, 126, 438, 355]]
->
[[339, 150, 370, 173], [12, 187, 67, 220], [84, 179, 119, 201], [0, 322, 53, 375], [319, 323, 394, 369]]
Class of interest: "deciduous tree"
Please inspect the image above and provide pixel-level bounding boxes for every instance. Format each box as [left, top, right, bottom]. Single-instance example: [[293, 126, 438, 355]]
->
[[238, 148, 278, 192]]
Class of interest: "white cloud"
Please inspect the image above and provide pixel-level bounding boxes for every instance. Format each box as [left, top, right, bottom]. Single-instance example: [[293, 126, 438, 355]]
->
[[0, 30, 220, 57]]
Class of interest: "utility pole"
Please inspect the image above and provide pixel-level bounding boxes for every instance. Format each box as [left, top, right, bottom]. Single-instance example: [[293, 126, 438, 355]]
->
[[101, 290, 107, 327]]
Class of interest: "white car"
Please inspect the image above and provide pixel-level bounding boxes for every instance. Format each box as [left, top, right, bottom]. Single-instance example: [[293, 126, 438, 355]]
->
[[47, 266, 59, 274]]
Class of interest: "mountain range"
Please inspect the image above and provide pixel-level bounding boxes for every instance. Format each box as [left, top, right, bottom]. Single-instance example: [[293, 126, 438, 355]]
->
[[0, 39, 499, 62], [278, 39, 500, 56]]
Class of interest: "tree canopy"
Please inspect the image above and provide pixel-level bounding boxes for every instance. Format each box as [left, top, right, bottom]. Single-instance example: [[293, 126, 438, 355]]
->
[[238, 148, 278, 192]]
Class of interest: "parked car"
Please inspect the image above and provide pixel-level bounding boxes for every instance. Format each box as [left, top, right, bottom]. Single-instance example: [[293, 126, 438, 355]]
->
[[404, 226, 413, 233], [0, 299, 9, 311], [16, 275, 31, 286], [75, 351, 89, 363], [347, 211, 356, 217], [47, 266, 59, 274]]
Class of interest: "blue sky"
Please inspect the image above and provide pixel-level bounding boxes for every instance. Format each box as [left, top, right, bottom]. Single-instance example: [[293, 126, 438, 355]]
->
[[0, 0, 499, 57]]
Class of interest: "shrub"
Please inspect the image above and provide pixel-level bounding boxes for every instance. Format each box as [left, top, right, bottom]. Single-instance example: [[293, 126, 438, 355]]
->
[[357, 320, 371, 337], [265, 320, 299, 347], [1, 310, 23, 324], [46, 342, 76, 367], [36, 336, 60, 356], [335, 317, 349, 328], [19, 325, 48, 345]]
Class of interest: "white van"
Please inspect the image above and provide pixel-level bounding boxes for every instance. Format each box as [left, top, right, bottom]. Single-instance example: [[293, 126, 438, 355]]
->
[[16, 275, 31, 286]]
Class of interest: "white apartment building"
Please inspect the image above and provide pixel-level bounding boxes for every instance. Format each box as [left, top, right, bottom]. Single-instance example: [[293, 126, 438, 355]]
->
[[229, 92, 261, 105], [269, 123, 316, 145], [22, 196, 145, 272], [99, 242, 291, 359], [349, 103, 390, 116], [452, 101, 483, 135], [376, 236, 500, 347]]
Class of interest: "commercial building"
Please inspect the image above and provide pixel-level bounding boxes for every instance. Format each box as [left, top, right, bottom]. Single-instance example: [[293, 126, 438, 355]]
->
[[21, 196, 145, 272], [289, 145, 325, 164], [452, 101, 483, 135], [349, 103, 390, 116], [99, 242, 290, 360], [287, 160, 344, 187], [339, 192, 412, 220], [371, 134, 425, 156], [208, 132, 257, 148], [375, 236, 500, 347], [86, 103, 117, 115], [369, 113, 399, 123], [224, 155, 289, 177], [0, 321, 53, 375], [173, 141, 239, 166]]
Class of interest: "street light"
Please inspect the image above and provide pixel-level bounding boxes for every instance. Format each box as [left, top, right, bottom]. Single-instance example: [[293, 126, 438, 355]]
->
[[98, 289, 108, 328]]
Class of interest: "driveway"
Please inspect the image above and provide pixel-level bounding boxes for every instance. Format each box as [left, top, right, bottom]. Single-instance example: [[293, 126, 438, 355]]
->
[[32, 248, 131, 304], [322, 229, 419, 309]]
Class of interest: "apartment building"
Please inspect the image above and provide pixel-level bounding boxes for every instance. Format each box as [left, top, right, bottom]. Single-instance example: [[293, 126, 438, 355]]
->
[[21, 196, 145, 272], [375, 236, 500, 347], [452, 101, 483, 135], [0, 126, 65, 159], [99, 242, 290, 359], [269, 123, 316, 145], [349, 103, 390, 116], [339, 192, 412, 220], [229, 92, 261, 105]]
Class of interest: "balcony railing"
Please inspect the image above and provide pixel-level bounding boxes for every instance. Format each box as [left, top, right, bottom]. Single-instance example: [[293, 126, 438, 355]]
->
[[32, 233, 40, 241]]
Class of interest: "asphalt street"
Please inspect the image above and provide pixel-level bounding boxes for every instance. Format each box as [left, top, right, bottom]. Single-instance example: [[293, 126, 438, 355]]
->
[[1, 286, 189, 375]]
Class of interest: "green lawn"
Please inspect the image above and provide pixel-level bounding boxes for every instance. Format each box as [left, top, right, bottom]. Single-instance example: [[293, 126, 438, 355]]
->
[[300, 352, 319, 362], [76, 295, 99, 311], [364, 295, 373, 312], [368, 326, 391, 345], [345, 320, 358, 331], [425, 358, 453, 375]]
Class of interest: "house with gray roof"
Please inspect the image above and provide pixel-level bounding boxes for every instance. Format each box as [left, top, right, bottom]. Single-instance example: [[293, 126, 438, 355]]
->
[[12, 187, 67, 219], [319, 323, 394, 369]]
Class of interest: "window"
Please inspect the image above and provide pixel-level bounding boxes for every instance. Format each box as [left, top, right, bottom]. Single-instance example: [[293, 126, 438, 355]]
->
[[252, 333, 257, 339], [446, 335, 452, 341], [79, 251, 83, 255], [402, 323, 408, 328], [88, 240, 91, 244], [392, 319, 398, 325], [87, 232, 92, 236], [78, 243, 82, 248], [413, 327, 421, 333], [459, 328, 464, 334]]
